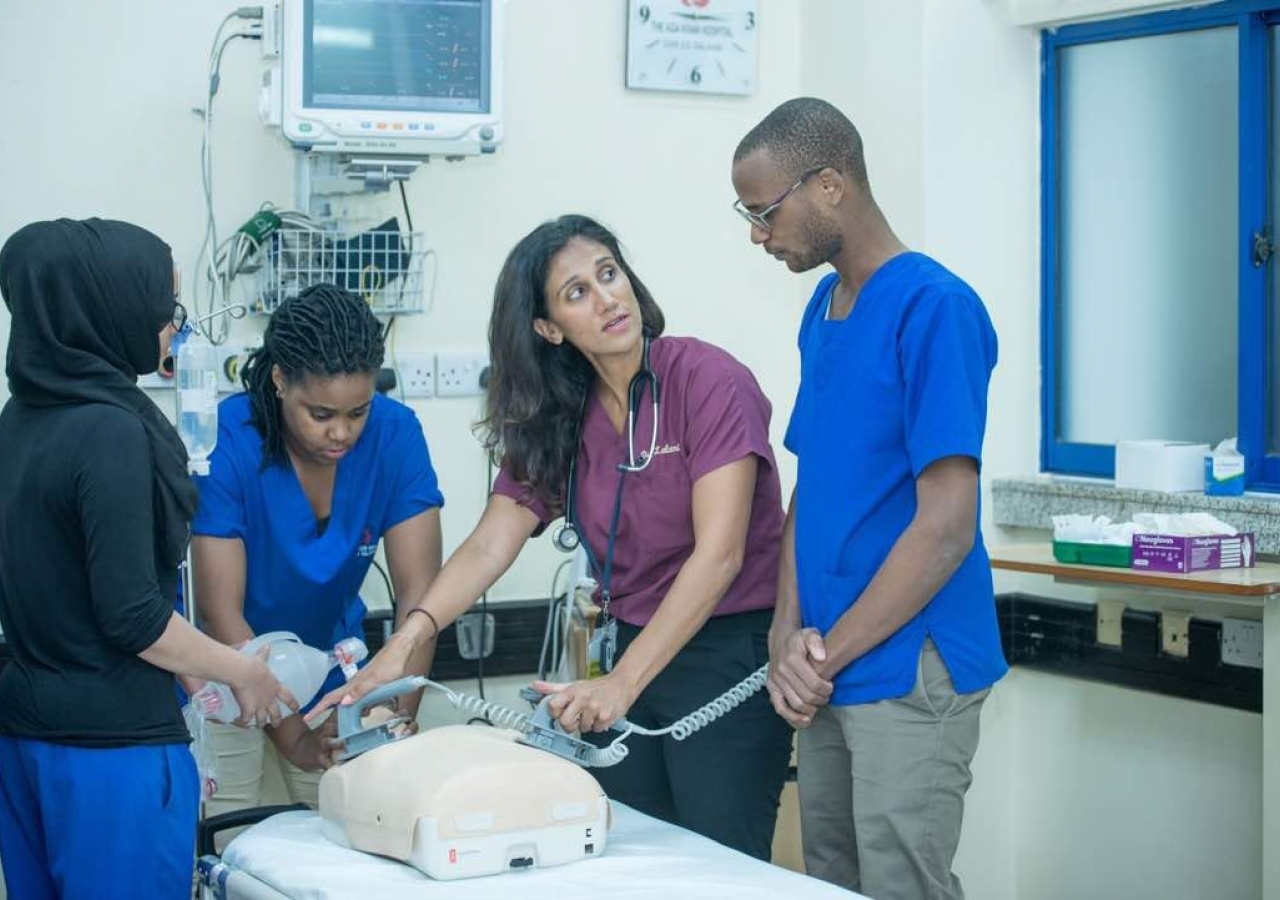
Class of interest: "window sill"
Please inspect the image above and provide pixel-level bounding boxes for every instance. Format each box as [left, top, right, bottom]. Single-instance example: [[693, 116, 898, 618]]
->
[[992, 476, 1280, 554]]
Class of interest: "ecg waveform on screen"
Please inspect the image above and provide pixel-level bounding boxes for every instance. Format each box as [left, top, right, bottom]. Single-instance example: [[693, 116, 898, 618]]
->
[[309, 1, 486, 112], [421, 10, 482, 99]]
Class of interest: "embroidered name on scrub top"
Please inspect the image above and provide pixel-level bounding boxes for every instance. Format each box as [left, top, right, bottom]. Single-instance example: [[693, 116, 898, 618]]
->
[[357, 527, 377, 558]]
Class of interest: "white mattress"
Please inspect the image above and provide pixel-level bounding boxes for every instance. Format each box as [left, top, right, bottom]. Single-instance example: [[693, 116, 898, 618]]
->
[[222, 803, 866, 900]]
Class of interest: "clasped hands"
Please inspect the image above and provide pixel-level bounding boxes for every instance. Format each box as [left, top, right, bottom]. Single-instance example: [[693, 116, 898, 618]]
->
[[767, 627, 833, 728]]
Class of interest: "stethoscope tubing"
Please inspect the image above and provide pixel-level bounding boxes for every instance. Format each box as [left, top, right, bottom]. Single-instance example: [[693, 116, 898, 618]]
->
[[553, 340, 659, 584]]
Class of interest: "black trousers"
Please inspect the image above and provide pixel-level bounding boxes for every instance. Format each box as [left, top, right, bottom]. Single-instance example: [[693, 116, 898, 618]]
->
[[588, 609, 793, 860]]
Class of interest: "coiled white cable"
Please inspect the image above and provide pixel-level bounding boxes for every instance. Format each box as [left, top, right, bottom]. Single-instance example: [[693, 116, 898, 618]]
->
[[445, 688, 531, 733], [413, 680, 631, 767], [581, 666, 770, 764], [622, 664, 770, 741], [434, 683, 623, 770], [409, 664, 769, 768], [585, 737, 631, 767]]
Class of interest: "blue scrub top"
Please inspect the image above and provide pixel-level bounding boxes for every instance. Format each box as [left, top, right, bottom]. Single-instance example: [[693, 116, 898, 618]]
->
[[785, 254, 1007, 705], [193, 393, 444, 697]]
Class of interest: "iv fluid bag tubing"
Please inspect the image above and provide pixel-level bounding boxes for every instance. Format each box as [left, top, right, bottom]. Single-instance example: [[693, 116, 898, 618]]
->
[[280, 0, 504, 157], [176, 330, 219, 470]]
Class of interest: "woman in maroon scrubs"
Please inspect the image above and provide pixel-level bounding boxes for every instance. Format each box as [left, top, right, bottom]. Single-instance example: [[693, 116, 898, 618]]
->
[[313, 214, 793, 860]]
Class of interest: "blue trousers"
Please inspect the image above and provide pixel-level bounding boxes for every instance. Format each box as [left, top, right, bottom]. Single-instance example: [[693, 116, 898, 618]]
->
[[0, 735, 198, 900]]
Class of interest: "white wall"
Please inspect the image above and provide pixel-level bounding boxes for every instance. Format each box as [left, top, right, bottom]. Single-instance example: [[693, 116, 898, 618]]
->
[[382, 0, 808, 597], [0, 3, 1263, 900], [0, 0, 806, 603], [918, 2, 1043, 504], [1008, 670, 1261, 900], [0, 0, 1043, 590]]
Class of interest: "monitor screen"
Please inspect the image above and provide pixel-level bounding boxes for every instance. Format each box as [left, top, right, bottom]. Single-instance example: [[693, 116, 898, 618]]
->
[[303, 0, 491, 115]]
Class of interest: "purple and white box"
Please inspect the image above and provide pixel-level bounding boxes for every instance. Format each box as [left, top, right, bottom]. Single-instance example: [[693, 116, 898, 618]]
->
[[1130, 533, 1256, 573]]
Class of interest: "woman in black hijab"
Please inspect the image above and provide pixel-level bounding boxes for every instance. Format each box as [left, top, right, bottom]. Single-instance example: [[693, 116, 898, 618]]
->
[[0, 219, 294, 900]]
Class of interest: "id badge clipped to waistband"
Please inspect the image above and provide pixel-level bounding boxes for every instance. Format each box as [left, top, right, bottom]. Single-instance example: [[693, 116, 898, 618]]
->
[[586, 617, 618, 679]]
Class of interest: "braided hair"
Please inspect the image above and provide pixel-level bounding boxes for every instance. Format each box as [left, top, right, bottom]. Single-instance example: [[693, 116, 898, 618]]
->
[[242, 283, 385, 468]]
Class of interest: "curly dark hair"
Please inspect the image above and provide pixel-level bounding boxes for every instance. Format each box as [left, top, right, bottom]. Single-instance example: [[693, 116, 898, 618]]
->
[[241, 283, 385, 468], [478, 215, 665, 508]]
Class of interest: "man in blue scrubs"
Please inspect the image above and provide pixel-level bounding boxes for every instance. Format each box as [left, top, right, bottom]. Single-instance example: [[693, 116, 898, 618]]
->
[[731, 98, 1007, 900]]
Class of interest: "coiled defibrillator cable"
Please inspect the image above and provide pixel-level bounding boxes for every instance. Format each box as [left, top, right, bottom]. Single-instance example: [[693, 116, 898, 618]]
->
[[585, 664, 770, 765], [621, 664, 770, 741], [402, 664, 771, 768], [445, 687, 530, 732], [408, 678, 550, 741]]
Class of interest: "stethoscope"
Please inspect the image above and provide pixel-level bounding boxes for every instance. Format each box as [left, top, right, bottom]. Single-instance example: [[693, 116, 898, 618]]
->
[[552, 337, 661, 618]]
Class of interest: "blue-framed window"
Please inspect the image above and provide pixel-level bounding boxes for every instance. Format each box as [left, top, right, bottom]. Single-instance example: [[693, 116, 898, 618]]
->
[[1042, 0, 1280, 488]]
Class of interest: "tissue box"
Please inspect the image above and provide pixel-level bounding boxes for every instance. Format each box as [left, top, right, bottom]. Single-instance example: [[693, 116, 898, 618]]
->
[[1115, 441, 1211, 493], [1130, 533, 1256, 573], [1204, 452, 1245, 496]]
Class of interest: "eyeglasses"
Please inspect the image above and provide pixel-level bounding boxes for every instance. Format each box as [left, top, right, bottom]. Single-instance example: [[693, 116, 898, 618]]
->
[[732, 166, 829, 232], [171, 297, 188, 332]]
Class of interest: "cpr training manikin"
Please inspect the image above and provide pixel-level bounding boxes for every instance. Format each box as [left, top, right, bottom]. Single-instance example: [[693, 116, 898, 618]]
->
[[319, 712, 610, 879]]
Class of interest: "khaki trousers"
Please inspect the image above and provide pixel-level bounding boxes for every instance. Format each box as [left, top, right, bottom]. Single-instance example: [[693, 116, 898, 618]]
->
[[203, 720, 323, 818], [798, 640, 988, 900]]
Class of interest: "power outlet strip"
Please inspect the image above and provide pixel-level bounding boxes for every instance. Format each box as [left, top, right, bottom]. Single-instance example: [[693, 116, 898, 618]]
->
[[396, 352, 435, 398], [435, 350, 489, 398]]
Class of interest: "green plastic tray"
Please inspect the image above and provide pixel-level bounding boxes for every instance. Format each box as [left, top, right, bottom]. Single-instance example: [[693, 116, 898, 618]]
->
[[1051, 540, 1132, 568]]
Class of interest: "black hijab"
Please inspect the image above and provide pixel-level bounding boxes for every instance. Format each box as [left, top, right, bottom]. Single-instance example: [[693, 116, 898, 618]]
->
[[0, 218, 199, 568]]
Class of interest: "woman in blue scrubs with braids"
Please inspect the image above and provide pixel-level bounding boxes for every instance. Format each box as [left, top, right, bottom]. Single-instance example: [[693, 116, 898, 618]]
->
[[192, 283, 445, 815]]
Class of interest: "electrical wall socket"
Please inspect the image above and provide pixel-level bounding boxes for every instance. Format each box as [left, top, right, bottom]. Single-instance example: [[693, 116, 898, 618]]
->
[[396, 351, 435, 398], [1161, 609, 1191, 658], [455, 612, 495, 660], [216, 346, 254, 393], [1096, 598, 1125, 648], [435, 350, 489, 398], [1222, 617, 1263, 669]]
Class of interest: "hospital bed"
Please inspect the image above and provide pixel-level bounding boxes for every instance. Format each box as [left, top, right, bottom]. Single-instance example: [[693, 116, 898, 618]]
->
[[196, 802, 868, 900]]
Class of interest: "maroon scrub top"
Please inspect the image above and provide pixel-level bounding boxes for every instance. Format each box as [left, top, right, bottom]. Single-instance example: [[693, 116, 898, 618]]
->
[[493, 336, 784, 626]]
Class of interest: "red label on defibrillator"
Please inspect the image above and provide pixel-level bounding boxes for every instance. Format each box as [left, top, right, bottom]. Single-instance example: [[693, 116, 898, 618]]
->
[[448, 849, 458, 864]]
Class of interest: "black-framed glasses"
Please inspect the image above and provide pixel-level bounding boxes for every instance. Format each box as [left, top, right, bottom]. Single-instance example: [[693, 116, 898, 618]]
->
[[732, 166, 830, 232], [171, 298, 188, 332]]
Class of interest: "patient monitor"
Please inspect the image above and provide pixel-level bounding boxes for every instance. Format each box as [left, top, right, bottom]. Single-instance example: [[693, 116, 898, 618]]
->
[[278, 0, 504, 157], [319, 725, 610, 881]]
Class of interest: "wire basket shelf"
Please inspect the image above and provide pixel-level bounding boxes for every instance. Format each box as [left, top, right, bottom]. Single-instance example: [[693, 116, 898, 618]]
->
[[253, 224, 427, 317]]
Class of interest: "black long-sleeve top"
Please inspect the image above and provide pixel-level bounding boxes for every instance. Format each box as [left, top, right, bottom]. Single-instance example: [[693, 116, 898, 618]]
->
[[0, 400, 189, 746]]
